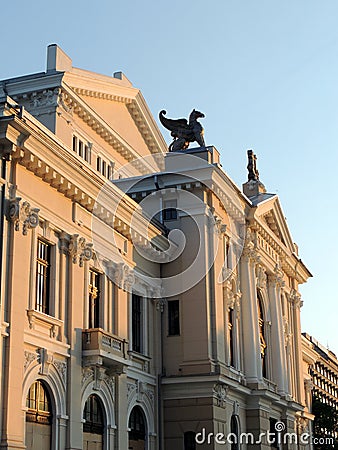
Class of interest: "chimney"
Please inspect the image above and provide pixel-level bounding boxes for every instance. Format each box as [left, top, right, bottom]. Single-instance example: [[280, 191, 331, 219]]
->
[[46, 44, 72, 72]]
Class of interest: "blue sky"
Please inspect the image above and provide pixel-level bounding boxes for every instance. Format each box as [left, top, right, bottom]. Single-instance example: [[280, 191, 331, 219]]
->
[[1, 0, 337, 352]]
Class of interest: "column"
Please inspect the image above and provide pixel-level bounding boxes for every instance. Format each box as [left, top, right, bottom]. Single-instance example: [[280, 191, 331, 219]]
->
[[268, 268, 288, 396], [66, 252, 85, 450], [239, 246, 262, 383]]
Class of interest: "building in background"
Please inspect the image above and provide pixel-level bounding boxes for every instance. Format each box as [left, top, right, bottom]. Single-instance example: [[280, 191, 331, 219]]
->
[[302, 333, 338, 447], [0, 45, 314, 450]]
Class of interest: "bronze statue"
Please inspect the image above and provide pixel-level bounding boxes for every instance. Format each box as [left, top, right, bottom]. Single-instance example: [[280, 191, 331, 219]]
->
[[247, 149, 259, 181], [159, 109, 205, 152]]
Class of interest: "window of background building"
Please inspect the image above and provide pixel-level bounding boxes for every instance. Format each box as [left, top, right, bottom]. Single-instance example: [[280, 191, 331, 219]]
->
[[163, 199, 177, 221], [168, 300, 180, 336], [36, 239, 51, 314], [132, 294, 142, 353], [89, 269, 101, 329]]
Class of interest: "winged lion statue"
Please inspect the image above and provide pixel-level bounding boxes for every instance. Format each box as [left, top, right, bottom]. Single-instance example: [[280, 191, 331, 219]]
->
[[159, 109, 206, 152]]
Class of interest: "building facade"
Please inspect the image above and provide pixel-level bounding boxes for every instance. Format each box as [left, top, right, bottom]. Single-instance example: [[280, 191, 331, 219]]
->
[[0, 45, 313, 450], [302, 333, 338, 447]]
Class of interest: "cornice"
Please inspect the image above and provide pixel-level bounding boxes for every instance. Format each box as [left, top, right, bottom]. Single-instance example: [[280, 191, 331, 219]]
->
[[1, 113, 167, 252]]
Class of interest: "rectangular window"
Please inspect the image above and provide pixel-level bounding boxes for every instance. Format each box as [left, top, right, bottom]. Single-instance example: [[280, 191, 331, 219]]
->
[[132, 293, 142, 353], [36, 239, 51, 314], [96, 156, 101, 172], [168, 300, 180, 335], [163, 199, 177, 221], [72, 135, 77, 152], [89, 269, 101, 329], [84, 145, 90, 163]]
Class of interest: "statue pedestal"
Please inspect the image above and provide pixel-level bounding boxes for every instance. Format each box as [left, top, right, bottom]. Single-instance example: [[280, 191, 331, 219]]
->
[[165, 146, 220, 172]]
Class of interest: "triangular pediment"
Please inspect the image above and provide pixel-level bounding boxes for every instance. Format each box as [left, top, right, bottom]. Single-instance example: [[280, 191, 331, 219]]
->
[[254, 195, 295, 252], [62, 68, 167, 158]]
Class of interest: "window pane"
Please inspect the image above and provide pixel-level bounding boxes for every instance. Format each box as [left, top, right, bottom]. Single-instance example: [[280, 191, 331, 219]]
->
[[168, 300, 180, 336], [36, 240, 50, 314], [132, 294, 142, 353]]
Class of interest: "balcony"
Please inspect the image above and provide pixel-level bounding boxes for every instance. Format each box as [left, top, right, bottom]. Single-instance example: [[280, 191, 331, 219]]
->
[[82, 328, 129, 372]]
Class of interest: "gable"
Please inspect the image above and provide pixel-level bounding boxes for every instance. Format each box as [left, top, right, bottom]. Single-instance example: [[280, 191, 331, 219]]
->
[[254, 195, 295, 253]]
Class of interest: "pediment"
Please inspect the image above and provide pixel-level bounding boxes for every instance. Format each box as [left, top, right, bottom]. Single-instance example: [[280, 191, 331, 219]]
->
[[62, 69, 167, 158], [254, 195, 295, 252]]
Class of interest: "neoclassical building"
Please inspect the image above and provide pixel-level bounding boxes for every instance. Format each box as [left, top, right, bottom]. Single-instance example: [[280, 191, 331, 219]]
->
[[0, 45, 313, 450]]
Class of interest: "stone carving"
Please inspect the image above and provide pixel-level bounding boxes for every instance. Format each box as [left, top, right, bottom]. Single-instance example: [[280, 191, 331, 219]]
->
[[242, 228, 260, 264], [256, 265, 267, 290], [24, 351, 38, 372], [68, 234, 93, 266], [213, 383, 228, 408], [247, 149, 259, 181], [268, 263, 285, 288], [82, 367, 94, 386], [290, 289, 303, 309], [153, 298, 167, 312], [8, 198, 40, 235], [108, 262, 135, 291], [159, 109, 205, 152], [53, 359, 67, 385], [38, 348, 54, 375], [283, 316, 292, 351], [127, 382, 137, 407]]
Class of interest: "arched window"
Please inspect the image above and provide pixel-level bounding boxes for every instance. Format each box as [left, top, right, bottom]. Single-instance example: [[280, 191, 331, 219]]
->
[[257, 292, 267, 378], [83, 394, 104, 434], [129, 406, 146, 445], [26, 380, 53, 450], [230, 415, 240, 450], [184, 431, 196, 450], [26, 380, 52, 424]]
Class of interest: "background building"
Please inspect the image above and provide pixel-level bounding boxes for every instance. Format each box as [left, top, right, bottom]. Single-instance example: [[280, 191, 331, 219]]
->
[[302, 333, 338, 448], [0, 45, 313, 450]]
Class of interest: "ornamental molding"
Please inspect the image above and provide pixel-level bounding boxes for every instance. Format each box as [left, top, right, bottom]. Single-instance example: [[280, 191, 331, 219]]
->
[[38, 348, 54, 376], [24, 350, 38, 372], [289, 289, 303, 309], [59, 232, 94, 267], [105, 261, 135, 291], [153, 298, 167, 313], [8, 197, 40, 235], [53, 359, 67, 386], [81, 366, 115, 399], [127, 380, 155, 410], [256, 265, 267, 290], [268, 263, 285, 288], [242, 228, 260, 264], [213, 383, 228, 408], [224, 272, 241, 313]]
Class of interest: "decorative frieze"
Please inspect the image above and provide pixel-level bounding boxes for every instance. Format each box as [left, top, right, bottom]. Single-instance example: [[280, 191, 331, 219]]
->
[[153, 298, 167, 312], [8, 198, 40, 235]]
